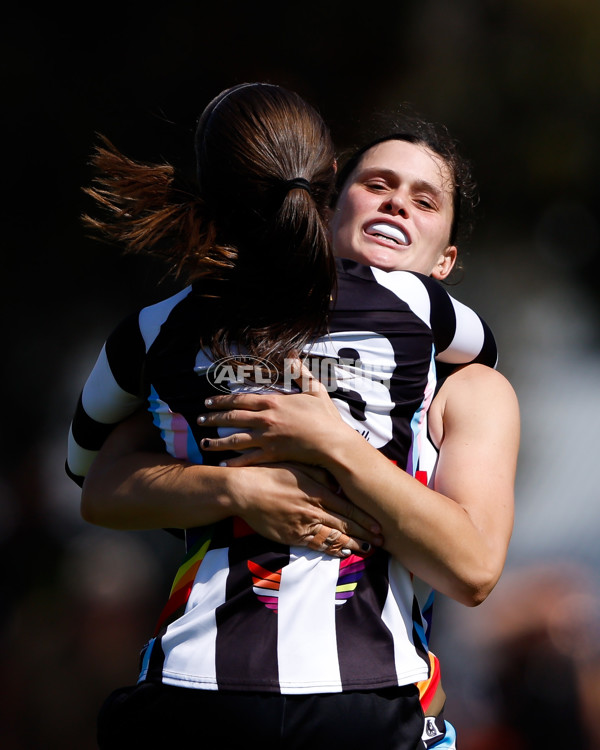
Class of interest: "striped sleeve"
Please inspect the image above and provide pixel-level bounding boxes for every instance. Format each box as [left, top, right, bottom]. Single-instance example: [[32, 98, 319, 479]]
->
[[418, 274, 498, 368], [370, 268, 498, 369], [66, 313, 147, 487]]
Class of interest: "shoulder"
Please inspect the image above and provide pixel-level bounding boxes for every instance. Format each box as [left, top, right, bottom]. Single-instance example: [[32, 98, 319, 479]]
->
[[369, 267, 446, 324], [437, 363, 519, 418], [429, 364, 519, 447], [137, 286, 193, 349], [441, 363, 516, 397]]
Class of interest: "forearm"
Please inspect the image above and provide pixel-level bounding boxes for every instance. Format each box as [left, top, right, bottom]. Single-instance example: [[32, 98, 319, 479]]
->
[[81, 451, 237, 530], [321, 429, 505, 605], [198, 365, 518, 604], [78, 407, 382, 556]]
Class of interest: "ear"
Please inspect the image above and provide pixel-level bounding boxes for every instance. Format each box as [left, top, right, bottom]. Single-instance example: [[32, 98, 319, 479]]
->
[[431, 245, 457, 280]]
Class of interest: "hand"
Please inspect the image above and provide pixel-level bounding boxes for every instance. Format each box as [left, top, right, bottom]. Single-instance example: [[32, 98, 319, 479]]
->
[[197, 361, 348, 468], [230, 462, 383, 558]]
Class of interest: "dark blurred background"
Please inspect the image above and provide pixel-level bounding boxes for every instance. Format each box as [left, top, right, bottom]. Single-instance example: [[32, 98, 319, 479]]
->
[[3, 1, 600, 747]]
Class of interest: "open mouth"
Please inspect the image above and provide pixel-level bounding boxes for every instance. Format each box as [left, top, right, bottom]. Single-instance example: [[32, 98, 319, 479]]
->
[[365, 222, 409, 246]]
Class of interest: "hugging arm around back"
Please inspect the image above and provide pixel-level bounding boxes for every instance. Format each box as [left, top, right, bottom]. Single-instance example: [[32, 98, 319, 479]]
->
[[198, 362, 520, 606], [324, 363, 519, 605], [80, 409, 383, 556]]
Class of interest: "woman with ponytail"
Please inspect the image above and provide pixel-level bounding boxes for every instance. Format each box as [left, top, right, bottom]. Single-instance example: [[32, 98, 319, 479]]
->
[[81, 83, 336, 368], [69, 83, 389, 748]]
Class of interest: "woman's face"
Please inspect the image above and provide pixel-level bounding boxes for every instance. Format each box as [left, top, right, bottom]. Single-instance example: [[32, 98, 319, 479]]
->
[[330, 139, 457, 278]]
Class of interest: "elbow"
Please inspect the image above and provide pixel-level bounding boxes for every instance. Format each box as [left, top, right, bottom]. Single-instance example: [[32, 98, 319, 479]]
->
[[461, 584, 493, 608], [80, 479, 113, 528], [80, 487, 101, 526], [454, 566, 502, 608]]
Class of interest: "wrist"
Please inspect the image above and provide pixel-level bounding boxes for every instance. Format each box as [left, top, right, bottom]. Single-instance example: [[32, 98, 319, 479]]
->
[[167, 462, 243, 526], [219, 465, 253, 517], [320, 423, 367, 476]]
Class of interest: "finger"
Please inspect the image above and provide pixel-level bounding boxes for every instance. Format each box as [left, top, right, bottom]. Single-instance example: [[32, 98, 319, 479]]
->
[[285, 357, 325, 395], [318, 509, 383, 546], [291, 464, 340, 492], [323, 498, 382, 536], [217, 449, 270, 467], [200, 433, 256, 453], [250, 461, 383, 539], [204, 393, 271, 411], [306, 525, 373, 558], [291, 469, 381, 535], [197, 409, 259, 428]]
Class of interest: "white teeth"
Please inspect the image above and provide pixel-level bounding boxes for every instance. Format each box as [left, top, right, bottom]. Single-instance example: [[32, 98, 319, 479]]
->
[[367, 222, 408, 245]]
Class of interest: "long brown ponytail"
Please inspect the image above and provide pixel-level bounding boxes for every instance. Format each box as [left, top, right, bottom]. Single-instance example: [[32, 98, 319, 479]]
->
[[83, 83, 337, 367]]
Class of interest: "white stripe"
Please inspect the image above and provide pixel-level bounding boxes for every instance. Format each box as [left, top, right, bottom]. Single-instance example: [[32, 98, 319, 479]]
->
[[436, 296, 485, 363], [381, 558, 430, 684], [81, 345, 142, 423], [160, 547, 229, 689], [67, 426, 98, 477], [277, 550, 343, 693], [138, 286, 192, 350], [371, 268, 433, 327]]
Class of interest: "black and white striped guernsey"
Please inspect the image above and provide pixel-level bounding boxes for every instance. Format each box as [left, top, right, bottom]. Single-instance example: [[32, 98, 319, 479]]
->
[[66, 258, 497, 694]]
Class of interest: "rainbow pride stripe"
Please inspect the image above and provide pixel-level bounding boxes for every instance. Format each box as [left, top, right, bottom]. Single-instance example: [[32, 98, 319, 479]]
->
[[154, 529, 213, 635]]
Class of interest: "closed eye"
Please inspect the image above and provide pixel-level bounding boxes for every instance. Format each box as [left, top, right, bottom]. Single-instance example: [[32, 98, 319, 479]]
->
[[414, 196, 437, 210], [364, 180, 389, 192]]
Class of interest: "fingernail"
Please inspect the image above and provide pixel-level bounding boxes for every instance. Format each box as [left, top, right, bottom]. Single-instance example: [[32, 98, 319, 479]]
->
[[341, 548, 351, 557], [201, 439, 210, 448], [219, 461, 228, 467], [198, 415, 207, 424], [205, 398, 213, 406], [372, 536, 383, 547], [361, 542, 371, 553]]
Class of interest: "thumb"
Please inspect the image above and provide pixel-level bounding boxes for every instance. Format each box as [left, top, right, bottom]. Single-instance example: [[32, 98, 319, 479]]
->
[[286, 356, 324, 394]]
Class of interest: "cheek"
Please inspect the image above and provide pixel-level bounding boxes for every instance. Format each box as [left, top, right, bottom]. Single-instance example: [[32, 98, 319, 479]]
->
[[341, 192, 371, 231], [332, 198, 359, 241], [419, 215, 452, 250]]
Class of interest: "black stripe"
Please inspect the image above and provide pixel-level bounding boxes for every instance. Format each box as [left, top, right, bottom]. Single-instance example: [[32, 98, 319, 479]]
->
[[336, 551, 398, 689], [422, 276, 457, 355], [70, 392, 118, 449], [471, 314, 498, 367], [215, 536, 288, 692], [105, 312, 147, 394], [64, 459, 84, 488]]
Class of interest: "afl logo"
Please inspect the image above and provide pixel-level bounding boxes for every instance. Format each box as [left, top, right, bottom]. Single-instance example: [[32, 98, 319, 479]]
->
[[206, 356, 279, 394]]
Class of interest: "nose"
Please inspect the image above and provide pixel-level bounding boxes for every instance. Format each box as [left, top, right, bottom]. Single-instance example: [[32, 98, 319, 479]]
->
[[383, 192, 408, 218]]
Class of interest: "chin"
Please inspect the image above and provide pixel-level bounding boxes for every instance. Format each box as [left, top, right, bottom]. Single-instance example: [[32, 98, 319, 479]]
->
[[371, 256, 406, 273]]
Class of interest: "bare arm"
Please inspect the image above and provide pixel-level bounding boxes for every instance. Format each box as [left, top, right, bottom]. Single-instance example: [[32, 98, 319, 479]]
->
[[80, 410, 382, 557], [198, 363, 520, 606]]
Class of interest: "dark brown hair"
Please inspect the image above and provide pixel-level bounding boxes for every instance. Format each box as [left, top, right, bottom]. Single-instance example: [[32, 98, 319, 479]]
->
[[83, 83, 336, 367]]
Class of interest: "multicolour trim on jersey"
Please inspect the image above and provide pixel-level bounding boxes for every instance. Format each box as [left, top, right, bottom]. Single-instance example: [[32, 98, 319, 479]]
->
[[335, 554, 367, 606], [154, 527, 214, 635], [417, 651, 442, 714], [249, 559, 282, 612], [148, 385, 203, 464]]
